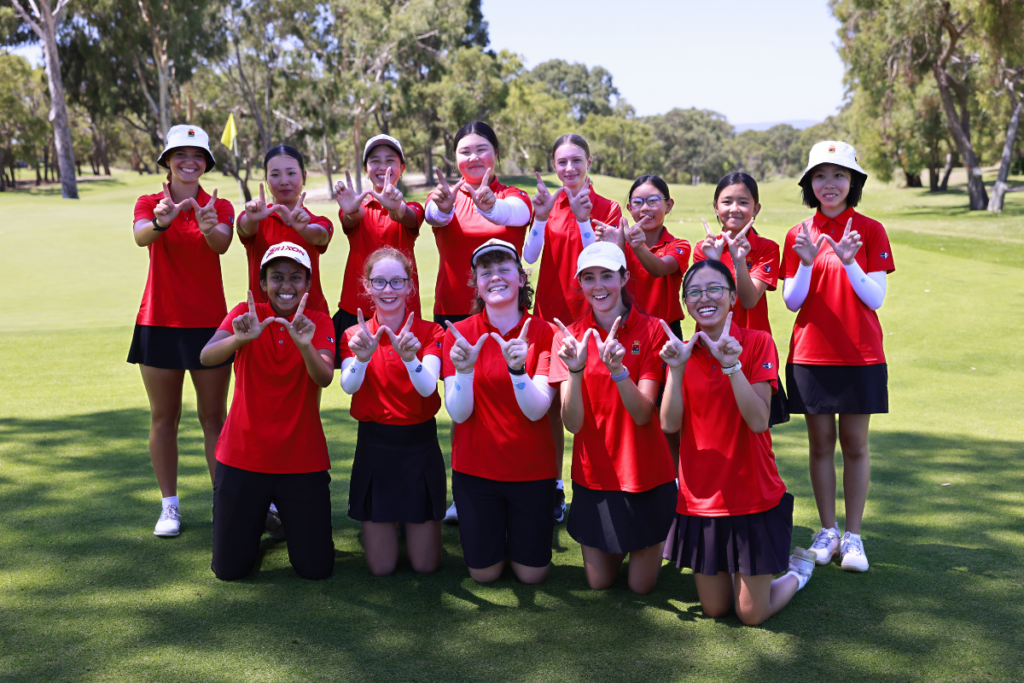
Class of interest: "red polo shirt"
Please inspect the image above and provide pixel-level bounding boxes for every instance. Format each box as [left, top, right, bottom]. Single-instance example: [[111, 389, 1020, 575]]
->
[[239, 208, 334, 316], [134, 186, 234, 328], [430, 180, 533, 316], [781, 208, 895, 365], [340, 311, 443, 425], [215, 302, 335, 474], [548, 307, 675, 493], [676, 324, 784, 516], [624, 228, 691, 323], [533, 187, 622, 324], [338, 197, 425, 317], [441, 312, 557, 481], [693, 231, 779, 334]]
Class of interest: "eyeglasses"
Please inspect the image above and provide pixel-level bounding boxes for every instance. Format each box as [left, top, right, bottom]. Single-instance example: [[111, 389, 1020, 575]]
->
[[628, 196, 665, 209], [683, 285, 728, 303], [369, 277, 409, 291]]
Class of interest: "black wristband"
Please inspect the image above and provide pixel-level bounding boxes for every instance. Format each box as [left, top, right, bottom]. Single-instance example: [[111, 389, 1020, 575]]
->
[[569, 366, 584, 374], [508, 365, 526, 376], [152, 217, 169, 232]]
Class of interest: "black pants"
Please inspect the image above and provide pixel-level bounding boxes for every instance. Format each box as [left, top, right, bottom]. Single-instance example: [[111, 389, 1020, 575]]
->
[[212, 463, 335, 581]]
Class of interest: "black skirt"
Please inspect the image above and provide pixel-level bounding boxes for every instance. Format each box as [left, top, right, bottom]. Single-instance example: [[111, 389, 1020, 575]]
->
[[786, 363, 888, 415], [127, 324, 231, 370], [347, 419, 446, 524], [567, 481, 677, 554], [663, 492, 793, 576], [332, 309, 359, 369], [769, 378, 791, 427]]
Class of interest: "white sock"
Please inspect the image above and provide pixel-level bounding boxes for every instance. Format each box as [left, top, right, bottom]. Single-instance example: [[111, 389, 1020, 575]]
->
[[846, 531, 861, 541], [162, 495, 179, 510], [555, 479, 564, 490], [786, 569, 809, 591]]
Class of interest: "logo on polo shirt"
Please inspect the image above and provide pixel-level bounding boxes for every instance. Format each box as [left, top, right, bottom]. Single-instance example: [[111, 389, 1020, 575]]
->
[[632, 340, 640, 355], [762, 362, 774, 369], [746, 261, 753, 269], [187, 128, 195, 138], [764, 265, 772, 272], [435, 340, 442, 349], [676, 248, 684, 255], [327, 336, 334, 344], [880, 252, 889, 259]]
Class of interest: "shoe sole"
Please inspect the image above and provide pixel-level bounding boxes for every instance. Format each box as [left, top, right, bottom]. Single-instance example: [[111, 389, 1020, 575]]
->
[[154, 530, 180, 537], [841, 561, 869, 572], [813, 550, 837, 565]]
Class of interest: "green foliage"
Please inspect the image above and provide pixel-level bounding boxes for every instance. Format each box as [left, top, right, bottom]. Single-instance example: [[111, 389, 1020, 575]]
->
[[530, 59, 619, 124], [647, 107, 734, 185], [580, 103, 661, 180], [495, 76, 573, 173]]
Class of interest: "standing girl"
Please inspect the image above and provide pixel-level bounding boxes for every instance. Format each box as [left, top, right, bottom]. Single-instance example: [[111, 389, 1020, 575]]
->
[[441, 239, 557, 584], [661, 260, 816, 624], [237, 145, 334, 316], [549, 242, 676, 595], [201, 243, 336, 580], [129, 125, 235, 537], [782, 141, 894, 573], [340, 247, 445, 576], [695, 172, 787, 426], [334, 134, 425, 352]]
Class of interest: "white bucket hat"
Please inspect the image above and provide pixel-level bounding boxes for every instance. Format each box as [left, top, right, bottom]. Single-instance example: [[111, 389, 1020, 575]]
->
[[363, 134, 405, 166], [575, 242, 627, 277], [799, 140, 866, 185], [261, 242, 312, 271], [157, 125, 216, 171], [471, 238, 520, 266]]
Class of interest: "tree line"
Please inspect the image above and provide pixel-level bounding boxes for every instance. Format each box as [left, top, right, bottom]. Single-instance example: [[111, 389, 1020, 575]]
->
[[2, 0, 1022, 211]]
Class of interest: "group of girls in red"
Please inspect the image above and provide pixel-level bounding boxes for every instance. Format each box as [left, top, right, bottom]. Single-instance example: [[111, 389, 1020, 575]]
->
[[129, 120, 893, 623]]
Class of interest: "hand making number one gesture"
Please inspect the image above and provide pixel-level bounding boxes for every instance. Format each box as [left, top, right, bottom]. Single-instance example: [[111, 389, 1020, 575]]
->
[[697, 311, 743, 369], [384, 312, 421, 363], [232, 290, 276, 342], [553, 318, 595, 374], [821, 217, 862, 265], [700, 218, 727, 260], [658, 319, 699, 369], [195, 188, 220, 235], [446, 321, 488, 374], [431, 167, 467, 214], [348, 308, 390, 363], [592, 316, 626, 375], [154, 182, 199, 226], [274, 293, 315, 348], [531, 172, 563, 222], [489, 318, 531, 372]]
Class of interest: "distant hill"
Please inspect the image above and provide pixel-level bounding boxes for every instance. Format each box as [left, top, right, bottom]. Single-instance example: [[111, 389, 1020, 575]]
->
[[733, 119, 820, 132]]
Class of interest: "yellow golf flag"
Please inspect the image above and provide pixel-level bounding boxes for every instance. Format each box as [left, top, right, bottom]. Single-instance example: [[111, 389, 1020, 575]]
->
[[221, 113, 237, 148]]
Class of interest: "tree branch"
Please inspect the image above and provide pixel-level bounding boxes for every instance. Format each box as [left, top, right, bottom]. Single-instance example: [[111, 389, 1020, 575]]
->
[[9, 0, 42, 37]]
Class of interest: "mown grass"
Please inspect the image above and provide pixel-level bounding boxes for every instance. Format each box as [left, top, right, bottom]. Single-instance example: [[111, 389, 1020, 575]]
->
[[0, 168, 1022, 682]]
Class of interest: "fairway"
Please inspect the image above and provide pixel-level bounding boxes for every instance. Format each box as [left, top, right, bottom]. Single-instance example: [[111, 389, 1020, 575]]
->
[[1, 170, 1023, 682]]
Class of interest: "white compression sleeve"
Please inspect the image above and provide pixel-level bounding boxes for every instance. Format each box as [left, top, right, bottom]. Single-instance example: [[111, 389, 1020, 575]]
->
[[510, 373, 554, 421], [843, 263, 887, 310], [523, 219, 546, 264], [403, 355, 442, 398], [443, 372, 475, 423], [577, 219, 596, 248], [479, 197, 531, 227], [424, 199, 454, 227], [783, 263, 813, 311], [340, 357, 368, 394]]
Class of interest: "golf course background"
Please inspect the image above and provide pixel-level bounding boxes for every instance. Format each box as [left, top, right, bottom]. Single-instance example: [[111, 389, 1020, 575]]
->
[[1, 169, 1022, 682]]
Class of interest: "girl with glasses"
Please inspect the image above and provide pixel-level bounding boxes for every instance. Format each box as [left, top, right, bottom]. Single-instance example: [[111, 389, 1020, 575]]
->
[[661, 260, 816, 624], [339, 247, 446, 576]]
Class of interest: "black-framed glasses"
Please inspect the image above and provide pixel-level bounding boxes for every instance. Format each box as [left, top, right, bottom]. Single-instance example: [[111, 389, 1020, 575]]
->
[[369, 277, 409, 291], [683, 285, 728, 303], [629, 196, 665, 209]]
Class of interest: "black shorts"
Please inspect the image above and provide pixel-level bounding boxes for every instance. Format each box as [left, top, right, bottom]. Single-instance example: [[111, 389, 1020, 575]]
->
[[347, 419, 446, 524], [663, 492, 794, 576], [786, 363, 888, 415], [127, 324, 231, 370], [451, 471, 555, 569], [433, 313, 470, 328], [567, 481, 677, 554], [333, 309, 359, 368]]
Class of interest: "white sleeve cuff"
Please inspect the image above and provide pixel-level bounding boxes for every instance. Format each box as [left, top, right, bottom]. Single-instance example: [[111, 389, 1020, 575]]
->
[[577, 219, 596, 248], [523, 218, 546, 264], [425, 200, 454, 227], [479, 197, 531, 227]]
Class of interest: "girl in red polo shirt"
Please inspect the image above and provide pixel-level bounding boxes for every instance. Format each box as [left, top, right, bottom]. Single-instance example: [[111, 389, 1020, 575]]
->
[[129, 125, 235, 538], [237, 145, 334, 317], [340, 247, 445, 576], [782, 141, 894, 573], [549, 241, 676, 595], [695, 172, 788, 426], [334, 134, 425, 362], [441, 239, 557, 584], [661, 259, 816, 624], [201, 242, 336, 581]]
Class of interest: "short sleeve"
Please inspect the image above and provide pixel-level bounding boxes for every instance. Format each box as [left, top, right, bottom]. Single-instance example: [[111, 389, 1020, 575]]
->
[[548, 330, 569, 384], [310, 215, 334, 253], [219, 302, 248, 333], [864, 222, 895, 273], [405, 201, 426, 232], [214, 198, 236, 227], [134, 194, 158, 223], [780, 224, 803, 278], [441, 329, 456, 378], [339, 325, 357, 361], [664, 239, 691, 272], [639, 319, 669, 383], [310, 312, 336, 353], [742, 330, 779, 392], [749, 239, 781, 289], [420, 322, 445, 359], [692, 241, 707, 264], [528, 321, 555, 377]]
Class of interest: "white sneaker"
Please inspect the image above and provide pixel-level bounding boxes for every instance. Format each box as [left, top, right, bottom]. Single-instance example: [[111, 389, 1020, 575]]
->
[[788, 547, 816, 589], [154, 505, 181, 537], [808, 526, 840, 565], [443, 502, 458, 525], [840, 532, 869, 572]]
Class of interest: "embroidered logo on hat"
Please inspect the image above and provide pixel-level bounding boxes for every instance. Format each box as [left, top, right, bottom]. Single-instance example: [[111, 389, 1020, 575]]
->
[[828, 145, 836, 153], [762, 362, 774, 369], [188, 129, 195, 138]]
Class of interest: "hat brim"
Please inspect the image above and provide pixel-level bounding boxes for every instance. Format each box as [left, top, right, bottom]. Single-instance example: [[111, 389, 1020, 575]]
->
[[575, 257, 625, 278], [157, 147, 216, 173], [471, 245, 520, 267], [798, 159, 866, 186], [363, 142, 405, 167]]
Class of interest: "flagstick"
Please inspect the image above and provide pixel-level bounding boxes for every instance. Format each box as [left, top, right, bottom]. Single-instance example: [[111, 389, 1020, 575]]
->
[[234, 137, 244, 206]]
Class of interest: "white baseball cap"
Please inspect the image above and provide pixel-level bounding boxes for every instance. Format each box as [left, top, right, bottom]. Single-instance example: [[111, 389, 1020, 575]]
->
[[799, 140, 866, 185], [261, 242, 311, 271], [575, 242, 627, 277], [471, 238, 521, 266], [363, 134, 405, 166], [157, 125, 216, 171]]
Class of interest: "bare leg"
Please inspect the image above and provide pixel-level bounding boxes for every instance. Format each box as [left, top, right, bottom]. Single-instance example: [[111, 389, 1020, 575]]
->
[[140, 366, 185, 498], [693, 572, 734, 618], [469, 560, 505, 583], [805, 413, 839, 530], [510, 561, 549, 584], [362, 521, 400, 576], [190, 365, 231, 486], [625, 542, 666, 595], [580, 544, 626, 590], [733, 572, 800, 626], [405, 521, 442, 574], [837, 414, 871, 534]]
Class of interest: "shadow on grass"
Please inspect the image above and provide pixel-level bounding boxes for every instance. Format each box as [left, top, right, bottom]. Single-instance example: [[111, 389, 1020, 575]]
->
[[1, 411, 1023, 681]]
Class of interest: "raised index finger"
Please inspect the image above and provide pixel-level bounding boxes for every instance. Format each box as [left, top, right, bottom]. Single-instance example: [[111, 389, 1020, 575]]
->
[[434, 167, 450, 190], [259, 183, 265, 203], [659, 318, 680, 343], [399, 311, 414, 336], [844, 217, 852, 237], [518, 318, 531, 340], [736, 219, 753, 241], [247, 289, 256, 314], [384, 167, 393, 188], [606, 316, 622, 341], [702, 218, 714, 238], [357, 308, 370, 332], [445, 320, 467, 342], [553, 317, 573, 340], [723, 311, 733, 333], [294, 292, 307, 318], [206, 188, 218, 208]]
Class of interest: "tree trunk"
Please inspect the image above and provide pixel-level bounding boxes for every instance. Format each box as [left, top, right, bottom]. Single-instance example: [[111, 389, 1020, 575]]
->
[[323, 134, 334, 199], [932, 59, 986, 207], [988, 98, 1023, 213], [905, 172, 922, 188], [352, 117, 363, 193], [928, 165, 940, 191], [939, 153, 953, 191]]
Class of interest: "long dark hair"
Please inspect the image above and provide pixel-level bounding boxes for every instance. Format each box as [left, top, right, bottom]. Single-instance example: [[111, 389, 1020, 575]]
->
[[264, 145, 307, 181]]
